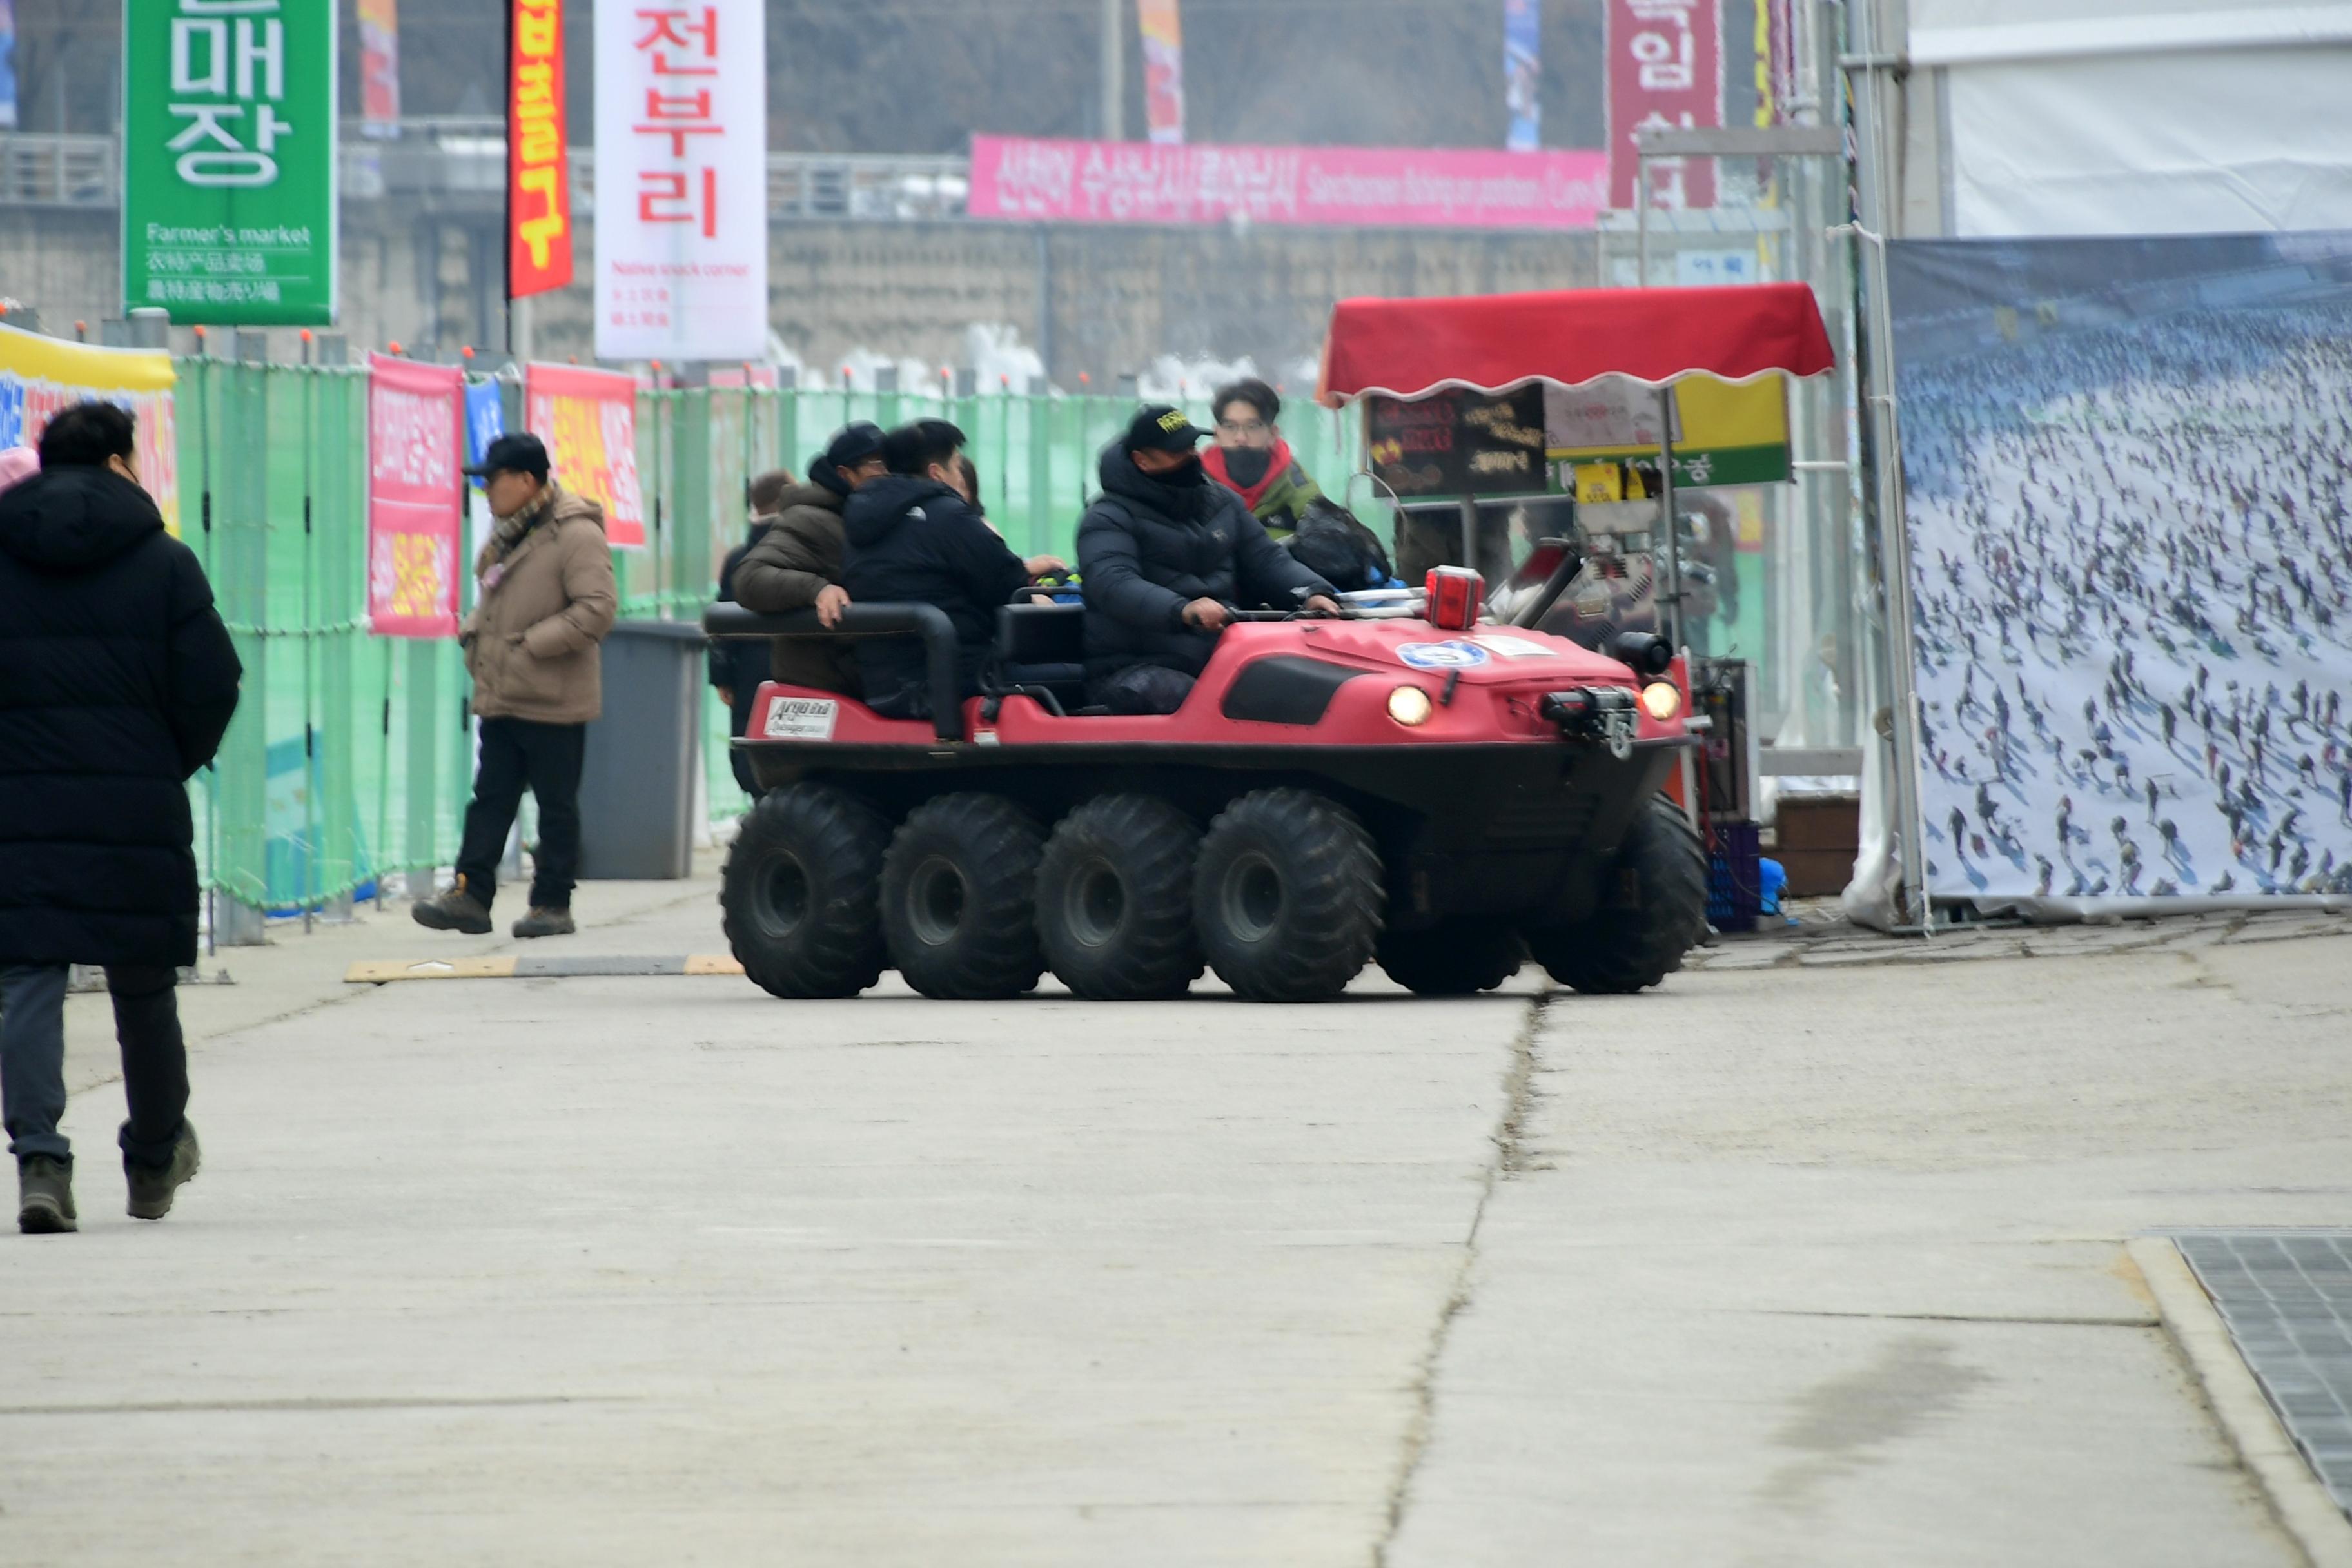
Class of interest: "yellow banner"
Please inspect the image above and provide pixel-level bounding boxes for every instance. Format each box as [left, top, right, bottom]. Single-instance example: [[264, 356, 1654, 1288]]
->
[[0, 324, 181, 534]]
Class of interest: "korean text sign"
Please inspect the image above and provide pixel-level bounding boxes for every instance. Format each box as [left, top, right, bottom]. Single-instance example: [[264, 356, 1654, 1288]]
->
[[122, 0, 338, 324], [593, 1, 766, 361], [524, 363, 647, 549], [365, 354, 464, 638], [969, 137, 1606, 230], [1606, 0, 1721, 211], [0, 323, 181, 534], [507, 0, 572, 297]]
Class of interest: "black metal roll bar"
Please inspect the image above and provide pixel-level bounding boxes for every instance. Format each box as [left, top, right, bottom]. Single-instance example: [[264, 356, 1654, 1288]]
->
[[701, 601, 963, 743]]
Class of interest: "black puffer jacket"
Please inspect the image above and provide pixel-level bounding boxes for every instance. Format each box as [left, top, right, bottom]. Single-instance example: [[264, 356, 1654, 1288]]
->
[[841, 475, 1030, 714], [1077, 443, 1335, 678], [0, 466, 242, 967]]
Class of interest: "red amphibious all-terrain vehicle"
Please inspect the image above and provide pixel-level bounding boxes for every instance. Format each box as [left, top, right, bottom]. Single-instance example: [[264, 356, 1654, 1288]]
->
[[704, 575, 1707, 1004]]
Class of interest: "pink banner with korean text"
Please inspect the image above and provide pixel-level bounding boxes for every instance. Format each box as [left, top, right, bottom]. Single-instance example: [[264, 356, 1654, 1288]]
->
[[1607, 0, 1723, 211], [968, 136, 1607, 231], [524, 362, 649, 549], [366, 354, 465, 638]]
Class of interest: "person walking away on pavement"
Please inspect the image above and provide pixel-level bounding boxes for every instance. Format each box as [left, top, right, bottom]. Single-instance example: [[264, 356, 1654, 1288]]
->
[[414, 432, 618, 940], [0, 402, 240, 1232], [1200, 377, 1324, 540], [709, 466, 798, 797], [841, 419, 1064, 718], [732, 422, 887, 707], [1079, 406, 1340, 716]]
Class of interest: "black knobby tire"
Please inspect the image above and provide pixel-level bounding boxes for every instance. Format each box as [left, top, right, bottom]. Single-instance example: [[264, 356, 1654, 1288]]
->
[[1193, 789, 1383, 1003], [1523, 795, 1709, 995], [721, 783, 892, 999], [1377, 917, 1527, 996], [881, 793, 1047, 1000], [1037, 794, 1204, 1001]]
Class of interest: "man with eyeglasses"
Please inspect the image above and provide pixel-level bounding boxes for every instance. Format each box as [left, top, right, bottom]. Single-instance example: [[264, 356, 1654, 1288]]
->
[[1200, 377, 1326, 541]]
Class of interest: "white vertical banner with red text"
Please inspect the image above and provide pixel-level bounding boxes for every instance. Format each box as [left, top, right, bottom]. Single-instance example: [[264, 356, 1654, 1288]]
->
[[1606, 0, 1721, 211], [593, 0, 767, 362], [366, 354, 466, 638]]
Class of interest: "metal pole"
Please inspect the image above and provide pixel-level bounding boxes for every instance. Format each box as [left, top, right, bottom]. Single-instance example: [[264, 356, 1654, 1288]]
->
[[1636, 152, 1650, 284], [1846, 0, 1932, 929], [1657, 387, 1683, 652], [1100, 0, 1124, 140], [511, 295, 535, 363]]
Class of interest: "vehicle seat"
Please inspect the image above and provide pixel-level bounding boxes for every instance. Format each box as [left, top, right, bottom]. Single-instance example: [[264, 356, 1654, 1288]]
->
[[994, 602, 1090, 709]]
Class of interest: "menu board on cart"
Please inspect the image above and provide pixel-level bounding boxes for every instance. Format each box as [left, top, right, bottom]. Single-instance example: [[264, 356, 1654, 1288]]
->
[[1365, 386, 1550, 504]]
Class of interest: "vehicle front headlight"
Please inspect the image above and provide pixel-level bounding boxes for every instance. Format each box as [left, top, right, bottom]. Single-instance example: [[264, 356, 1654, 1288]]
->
[[1640, 681, 1682, 721], [1387, 685, 1435, 727]]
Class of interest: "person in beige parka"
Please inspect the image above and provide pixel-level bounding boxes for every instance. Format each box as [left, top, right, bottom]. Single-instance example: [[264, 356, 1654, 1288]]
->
[[413, 432, 618, 939]]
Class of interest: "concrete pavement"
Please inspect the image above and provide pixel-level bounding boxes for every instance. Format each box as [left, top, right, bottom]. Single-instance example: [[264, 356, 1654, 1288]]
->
[[3, 880, 2347, 1565]]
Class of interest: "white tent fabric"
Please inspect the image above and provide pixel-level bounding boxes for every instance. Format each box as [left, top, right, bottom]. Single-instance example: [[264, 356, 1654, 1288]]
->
[[1906, 1, 2352, 239]]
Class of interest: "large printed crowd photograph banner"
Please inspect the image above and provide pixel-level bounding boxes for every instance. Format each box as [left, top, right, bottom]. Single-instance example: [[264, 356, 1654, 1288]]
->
[[969, 137, 1606, 230], [0, 323, 181, 533], [1890, 231, 2352, 905], [365, 353, 464, 637], [524, 362, 647, 548]]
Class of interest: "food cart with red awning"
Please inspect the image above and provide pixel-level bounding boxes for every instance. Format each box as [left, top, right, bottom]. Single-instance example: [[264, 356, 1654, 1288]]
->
[[1317, 282, 1838, 651]]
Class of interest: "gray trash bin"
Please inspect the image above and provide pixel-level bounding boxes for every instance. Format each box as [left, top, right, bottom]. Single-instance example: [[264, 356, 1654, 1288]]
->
[[578, 619, 708, 879]]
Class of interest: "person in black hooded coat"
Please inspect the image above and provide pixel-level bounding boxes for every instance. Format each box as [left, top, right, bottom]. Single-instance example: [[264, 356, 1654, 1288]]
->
[[1077, 406, 1338, 714], [0, 401, 240, 1230], [841, 420, 1062, 718]]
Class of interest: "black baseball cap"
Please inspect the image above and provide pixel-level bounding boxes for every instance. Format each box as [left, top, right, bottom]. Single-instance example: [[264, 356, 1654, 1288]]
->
[[822, 421, 887, 471], [462, 431, 550, 480], [1124, 404, 1207, 454]]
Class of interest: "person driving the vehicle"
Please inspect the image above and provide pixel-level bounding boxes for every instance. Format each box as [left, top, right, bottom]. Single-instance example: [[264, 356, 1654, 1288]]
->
[[1078, 405, 1341, 716], [842, 418, 1064, 718]]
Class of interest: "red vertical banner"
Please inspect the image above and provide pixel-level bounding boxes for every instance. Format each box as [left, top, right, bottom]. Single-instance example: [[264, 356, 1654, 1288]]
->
[[1137, 0, 1185, 146], [508, 0, 573, 297], [1607, 0, 1721, 211], [357, 0, 401, 127], [524, 362, 647, 549], [366, 355, 466, 638]]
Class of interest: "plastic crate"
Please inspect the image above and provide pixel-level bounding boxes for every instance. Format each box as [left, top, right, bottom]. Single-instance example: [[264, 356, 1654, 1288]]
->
[[1707, 821, 1763, 933]]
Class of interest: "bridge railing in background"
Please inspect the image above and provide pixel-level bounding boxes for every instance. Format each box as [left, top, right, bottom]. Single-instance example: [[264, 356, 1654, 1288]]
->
[[179, 357, 1369, 939], [1, 127, 970, 222]]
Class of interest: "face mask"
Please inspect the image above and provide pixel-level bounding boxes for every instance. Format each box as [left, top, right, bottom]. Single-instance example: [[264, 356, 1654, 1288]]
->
[[1149, 455, 1207, 489], [1221, 446, 1273, 488]]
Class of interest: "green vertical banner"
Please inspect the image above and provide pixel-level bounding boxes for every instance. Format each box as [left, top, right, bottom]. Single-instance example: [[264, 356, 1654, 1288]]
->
[[122, 0, 337, 325]]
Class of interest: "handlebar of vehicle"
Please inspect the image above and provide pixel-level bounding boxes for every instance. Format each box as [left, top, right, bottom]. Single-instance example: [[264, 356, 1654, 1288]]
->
[[1220, 606, 1353, 623], [701, 601, 962, 743]]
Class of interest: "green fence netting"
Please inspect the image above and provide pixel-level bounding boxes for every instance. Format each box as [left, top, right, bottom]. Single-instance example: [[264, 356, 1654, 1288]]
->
[[176, 360, 1369, 928]]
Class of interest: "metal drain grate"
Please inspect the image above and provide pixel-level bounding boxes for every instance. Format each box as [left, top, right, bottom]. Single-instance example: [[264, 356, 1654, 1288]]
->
[[2173, 1230, 2352, 1516]]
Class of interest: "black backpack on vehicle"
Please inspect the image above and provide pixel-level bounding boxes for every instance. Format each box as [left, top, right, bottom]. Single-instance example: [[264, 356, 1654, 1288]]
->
[[1284, 499, 1394, 592]]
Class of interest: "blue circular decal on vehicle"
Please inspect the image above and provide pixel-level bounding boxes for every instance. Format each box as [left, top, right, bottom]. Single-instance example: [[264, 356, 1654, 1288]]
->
[[1396, 640, 1491, 670]]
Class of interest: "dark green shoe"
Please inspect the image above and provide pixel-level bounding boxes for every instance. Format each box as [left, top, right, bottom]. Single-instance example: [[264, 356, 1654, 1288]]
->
[[17, 1155, 77, 1234], [126, 1123, 201, 1220], [412, 874, 493, 935], [512, 906, 576, 939]]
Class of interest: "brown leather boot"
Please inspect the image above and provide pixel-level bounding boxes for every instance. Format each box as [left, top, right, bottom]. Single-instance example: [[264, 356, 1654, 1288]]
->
[[511, 906, 576, 939], [411, 874, 493, 934]]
